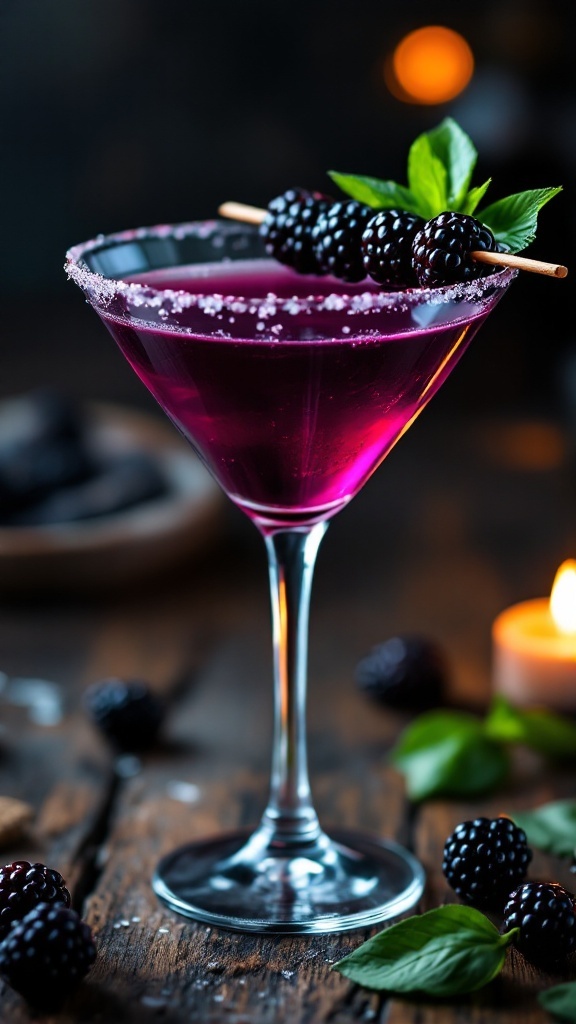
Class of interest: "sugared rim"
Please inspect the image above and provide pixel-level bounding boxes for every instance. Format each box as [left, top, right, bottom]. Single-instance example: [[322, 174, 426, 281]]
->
[[65, 219, 517, 317]]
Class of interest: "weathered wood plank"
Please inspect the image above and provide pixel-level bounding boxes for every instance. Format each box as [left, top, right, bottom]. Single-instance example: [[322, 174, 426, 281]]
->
[[67, 607, 412, 1024]]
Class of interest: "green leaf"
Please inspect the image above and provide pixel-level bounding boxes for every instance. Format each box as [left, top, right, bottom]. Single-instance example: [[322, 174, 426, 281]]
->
[[327, 172, 420, 213], [407, 134, 448, 217], [424, 118, 478, 208], [479, 186, 562, 252], [333, 905, 516, 996], [391, 710, 509, 801], [330, 125, 563, 251], [512, 800, 576, 858], [461, 178, 492, 216], [539, 982, 576, 1022], [485, 695, 576, 758]]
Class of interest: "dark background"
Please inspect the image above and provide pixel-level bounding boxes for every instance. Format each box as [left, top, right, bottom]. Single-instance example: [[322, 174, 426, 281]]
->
[[2, 0, 575, 414]]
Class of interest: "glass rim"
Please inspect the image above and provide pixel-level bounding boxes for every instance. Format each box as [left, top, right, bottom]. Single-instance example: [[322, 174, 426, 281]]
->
[[65, 218, 517, 317]]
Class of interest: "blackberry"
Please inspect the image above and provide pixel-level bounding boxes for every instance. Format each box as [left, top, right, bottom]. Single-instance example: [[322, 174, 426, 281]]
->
[[84, 677, 165, 752], [0, 860, 70, 940], [361, 210, 424, 287], [312, 200, 373, 282], [442, 816, 532, 910], [412, 212, 498, 287], [259, 188, 331, 275], [355, 634, 447, 711], [0, 903, 96, 1009], [503, 882, 576, 967]]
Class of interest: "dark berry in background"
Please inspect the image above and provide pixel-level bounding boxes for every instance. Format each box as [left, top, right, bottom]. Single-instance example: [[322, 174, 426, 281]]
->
[[0, 903, 96, 1010], [312, 200, 373, 282], [0, 861, 70, 940], [259, 188, 332, 275], [84, 678, 165, 752], [503, 882, 576, 967], [361, 209, 423, 288], [412, 212, 498, 287], [355, 634, 447, 711], [442, 816, 532, 911]]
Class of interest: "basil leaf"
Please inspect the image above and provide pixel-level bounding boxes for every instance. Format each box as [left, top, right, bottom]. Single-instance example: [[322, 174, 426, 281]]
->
[[333, 905, 516, 996], [391, 710, 509, 801], [512, 800, 576, 858], [479, 186, 562, 252], [424, 118, 478, 208], [328, 172, 421, 213], [485, 695, 576, 758], [407, 135, 448, 217], [461, 178, 492, 216], [539, 982, 576, 1022]]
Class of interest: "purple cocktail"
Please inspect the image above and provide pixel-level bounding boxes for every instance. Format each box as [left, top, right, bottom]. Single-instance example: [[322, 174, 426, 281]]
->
[[86, 257, 503, 528], [66, 221, 514, 933]]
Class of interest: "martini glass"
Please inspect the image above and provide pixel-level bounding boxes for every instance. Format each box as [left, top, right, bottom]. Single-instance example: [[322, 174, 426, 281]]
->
[[66, 220, 514, 934]]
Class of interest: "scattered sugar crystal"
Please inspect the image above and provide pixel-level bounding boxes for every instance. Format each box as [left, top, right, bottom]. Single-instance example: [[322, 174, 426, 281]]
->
[[322, 294, 346, 311], [213, 994, 225, 1002], [281, 970, 294, 980], [158, 927, 170, 934]]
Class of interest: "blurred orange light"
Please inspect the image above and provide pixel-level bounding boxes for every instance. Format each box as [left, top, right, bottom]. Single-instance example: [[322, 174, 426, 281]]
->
[[390, 26, 474, 105]]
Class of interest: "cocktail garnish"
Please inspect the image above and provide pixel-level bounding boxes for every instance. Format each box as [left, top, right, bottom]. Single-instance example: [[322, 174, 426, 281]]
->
[[219, 118, 567, 283]]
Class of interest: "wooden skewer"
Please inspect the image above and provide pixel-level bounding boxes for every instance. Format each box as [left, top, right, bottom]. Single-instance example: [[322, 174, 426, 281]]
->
[[219, 201, 266, 225], [471, 249, 567, 279], [218, 202, 568, 279]]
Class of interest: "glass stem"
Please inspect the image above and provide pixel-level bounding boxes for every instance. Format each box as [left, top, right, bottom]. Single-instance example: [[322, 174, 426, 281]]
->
[[259, 522, 328, 848]]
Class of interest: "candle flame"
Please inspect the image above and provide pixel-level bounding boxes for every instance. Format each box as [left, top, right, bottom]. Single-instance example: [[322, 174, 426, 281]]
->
[[550, 559, 576, 635]]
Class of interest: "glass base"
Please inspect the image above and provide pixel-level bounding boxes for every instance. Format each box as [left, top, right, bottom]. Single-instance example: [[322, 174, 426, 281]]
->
[[152, 826, 425, 934]]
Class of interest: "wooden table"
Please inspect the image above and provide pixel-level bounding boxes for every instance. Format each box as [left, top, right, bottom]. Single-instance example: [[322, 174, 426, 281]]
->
[[0, 410, 574, 1022]]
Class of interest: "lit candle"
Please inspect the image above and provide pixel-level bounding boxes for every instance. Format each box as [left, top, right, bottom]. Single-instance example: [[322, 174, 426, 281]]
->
[[492, 560, 576, 710]]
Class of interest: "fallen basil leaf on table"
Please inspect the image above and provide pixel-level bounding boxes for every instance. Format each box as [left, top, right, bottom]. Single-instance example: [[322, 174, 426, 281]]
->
[[390, 710, 509, 801], [512, 800, 576, 858], [538, 982, 576, 1022], [333, 905, 517, 996], [485, 695, 576, 758]]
